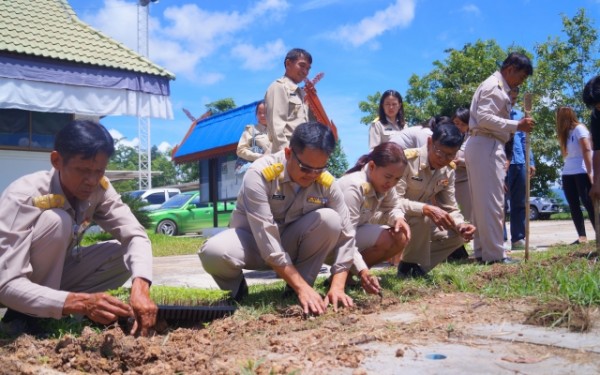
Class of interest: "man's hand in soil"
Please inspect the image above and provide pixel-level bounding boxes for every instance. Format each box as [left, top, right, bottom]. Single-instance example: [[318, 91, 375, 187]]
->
[[296, 285, 328, 315], [63, 291, 132, 325], [129, 277, 157, 336], [358, 270, 380, 295], [325, 271, 354, 312]]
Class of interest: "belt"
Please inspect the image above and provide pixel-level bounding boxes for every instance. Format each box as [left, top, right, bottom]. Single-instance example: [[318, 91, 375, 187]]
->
[[470, 130, 505, 143]]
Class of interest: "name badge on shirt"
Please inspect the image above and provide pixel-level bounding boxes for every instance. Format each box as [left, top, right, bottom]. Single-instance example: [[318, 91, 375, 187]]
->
[[272, 194, 285, 200], [307, 196, 328, 205], [411, 176, 423, 181], [437, 179, 449, 187]]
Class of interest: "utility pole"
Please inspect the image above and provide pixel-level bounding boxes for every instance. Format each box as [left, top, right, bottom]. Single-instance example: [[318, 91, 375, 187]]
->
[[136, 0, 157, 189]]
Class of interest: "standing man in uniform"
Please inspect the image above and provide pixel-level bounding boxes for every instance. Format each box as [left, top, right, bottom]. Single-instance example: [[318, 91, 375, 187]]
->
[[199, 122, 380, 315], [583, 76, 600, 200], [395, 123, 476, 278], [465, 52, 535, 264], [0, 120, 156, 336], [265, 48, 312, 153]]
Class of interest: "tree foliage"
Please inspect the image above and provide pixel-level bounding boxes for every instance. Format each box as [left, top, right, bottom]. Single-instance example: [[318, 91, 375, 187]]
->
[[327, 140, 350, 178], [205, 98, 236, 115]]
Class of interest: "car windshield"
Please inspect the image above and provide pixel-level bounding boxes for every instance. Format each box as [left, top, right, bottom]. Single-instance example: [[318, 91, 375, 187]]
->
[[124, 190, 145, 199], [160, 193, 194, 209]]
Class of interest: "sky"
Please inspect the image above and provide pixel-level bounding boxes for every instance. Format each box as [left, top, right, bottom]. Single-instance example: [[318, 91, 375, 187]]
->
[[66, 0, 600, 166]]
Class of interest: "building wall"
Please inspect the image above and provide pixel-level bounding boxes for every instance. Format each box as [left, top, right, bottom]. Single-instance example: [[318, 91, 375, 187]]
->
[[0, 149, 50, 193]]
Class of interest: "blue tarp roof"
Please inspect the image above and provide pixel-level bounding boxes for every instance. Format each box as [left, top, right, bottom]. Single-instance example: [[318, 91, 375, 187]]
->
[[173, 100, 260, 163]]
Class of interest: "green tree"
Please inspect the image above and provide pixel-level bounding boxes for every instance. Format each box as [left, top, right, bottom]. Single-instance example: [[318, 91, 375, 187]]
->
[[530, 8, 599, 193], [358, 92, 382, 125], [205, 98, 236, 115], [403, 39, 508, 124], [151, 145, 178, 187], [326, 140, 350, 178]]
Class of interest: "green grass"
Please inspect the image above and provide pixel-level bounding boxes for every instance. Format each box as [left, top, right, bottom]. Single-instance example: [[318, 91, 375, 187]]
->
[[108, 285, 230, 306], [81, 231, 205, 257]]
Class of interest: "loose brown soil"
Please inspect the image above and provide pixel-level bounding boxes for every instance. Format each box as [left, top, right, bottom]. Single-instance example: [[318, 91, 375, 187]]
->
[[1, 291, 598, 375]]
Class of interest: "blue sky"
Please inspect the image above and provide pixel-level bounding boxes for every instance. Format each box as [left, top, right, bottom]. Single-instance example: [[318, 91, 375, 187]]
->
[[66, 0, 600, 166]]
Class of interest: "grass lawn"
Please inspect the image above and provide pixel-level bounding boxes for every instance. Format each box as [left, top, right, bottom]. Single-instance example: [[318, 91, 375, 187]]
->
[[81, 231, 205, 257]]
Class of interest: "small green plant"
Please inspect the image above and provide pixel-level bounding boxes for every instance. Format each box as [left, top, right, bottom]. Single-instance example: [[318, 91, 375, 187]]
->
[[239, 358, 265, 375], [108, 286, 230, 306]]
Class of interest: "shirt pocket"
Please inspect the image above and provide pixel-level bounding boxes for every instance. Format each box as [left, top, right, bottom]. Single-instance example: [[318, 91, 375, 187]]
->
[[288, 94, 303, 120]]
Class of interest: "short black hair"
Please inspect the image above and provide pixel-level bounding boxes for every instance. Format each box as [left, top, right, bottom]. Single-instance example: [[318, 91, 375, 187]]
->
[[284, 48, 312, 67], [431, 122, 464, 148], [501, 52, 533, 76], [54, 119, 115, 163], [290, 121, 336, 156], [583, 75, 600, 107]]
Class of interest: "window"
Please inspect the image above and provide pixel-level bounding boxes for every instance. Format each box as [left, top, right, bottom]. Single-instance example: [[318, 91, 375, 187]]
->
[[0, 109, 72, 150]]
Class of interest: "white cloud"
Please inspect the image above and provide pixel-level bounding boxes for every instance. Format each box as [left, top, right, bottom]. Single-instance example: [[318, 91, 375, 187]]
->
[[298, 0, 343, 12], [231, 39, 287, 71], [157, 141, 172, 154], [326, 0, 415, 47], [80, 0, 290, 82], [461, 4, 481, 16], [109, 129, 139, 148]]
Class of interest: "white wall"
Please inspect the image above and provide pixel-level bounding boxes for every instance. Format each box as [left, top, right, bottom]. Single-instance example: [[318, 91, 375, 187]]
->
[[0, 150, 51, 193]]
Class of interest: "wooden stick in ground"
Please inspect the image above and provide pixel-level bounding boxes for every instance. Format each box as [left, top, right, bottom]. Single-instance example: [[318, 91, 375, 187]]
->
[[523, 92, 532, 261], [595, 199, 600, 253]]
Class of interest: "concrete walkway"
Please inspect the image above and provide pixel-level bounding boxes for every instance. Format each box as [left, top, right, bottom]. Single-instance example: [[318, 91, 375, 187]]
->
[[151, 219, 595, 289]]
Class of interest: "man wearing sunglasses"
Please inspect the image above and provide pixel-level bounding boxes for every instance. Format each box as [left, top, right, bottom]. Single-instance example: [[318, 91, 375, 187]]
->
[[199, 122, 380, 316], [393, 123, 476, 278]]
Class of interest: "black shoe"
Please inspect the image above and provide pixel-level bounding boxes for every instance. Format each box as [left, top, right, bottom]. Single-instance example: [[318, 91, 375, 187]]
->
[[570, 240, 580, 245], [397, 262, 428, 279], [1, 309, 47, 336], [232, 277, 248, 302], [481, 257, 520, 265], [447, 245, 469, 262]]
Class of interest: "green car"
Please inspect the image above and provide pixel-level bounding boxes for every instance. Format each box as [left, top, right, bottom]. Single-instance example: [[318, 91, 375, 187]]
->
[[148, 191, 235, 236]]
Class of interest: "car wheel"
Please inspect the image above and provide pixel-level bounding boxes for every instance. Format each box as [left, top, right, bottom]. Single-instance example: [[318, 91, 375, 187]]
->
[[529, 206, 539, 221], [156, 219, 178, 236]]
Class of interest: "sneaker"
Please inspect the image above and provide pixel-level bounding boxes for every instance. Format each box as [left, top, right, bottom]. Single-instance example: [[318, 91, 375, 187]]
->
[[396, 262, 428, 279], [511, 239, 536, 251]]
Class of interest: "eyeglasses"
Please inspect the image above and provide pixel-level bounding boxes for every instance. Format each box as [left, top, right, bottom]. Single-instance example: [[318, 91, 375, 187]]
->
[[432, 143, 457, 160], [292, 149, 327, 174]]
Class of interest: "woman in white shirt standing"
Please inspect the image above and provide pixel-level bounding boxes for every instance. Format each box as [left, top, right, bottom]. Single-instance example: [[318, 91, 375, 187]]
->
[[557, 106, 595, 244]]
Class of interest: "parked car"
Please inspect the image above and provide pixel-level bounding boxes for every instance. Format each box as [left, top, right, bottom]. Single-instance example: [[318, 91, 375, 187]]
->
[[148, 191, 235, 236], [506, 196, 561, 220], [123, 188, 181, 211]]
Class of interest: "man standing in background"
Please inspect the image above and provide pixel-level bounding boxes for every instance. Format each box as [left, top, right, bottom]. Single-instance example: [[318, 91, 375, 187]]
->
[[265, 48, 312, 153], [465, 52, 535, 264]]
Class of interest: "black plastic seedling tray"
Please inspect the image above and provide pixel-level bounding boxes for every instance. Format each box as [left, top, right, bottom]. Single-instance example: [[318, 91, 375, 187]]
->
[[157, 303, 237, 324]]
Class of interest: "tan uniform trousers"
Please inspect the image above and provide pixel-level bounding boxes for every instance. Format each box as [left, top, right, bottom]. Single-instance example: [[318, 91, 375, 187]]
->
[[401, 215, 464, 271], [465, 135, 507, 261], [33, 209, 130, 294], [455, 180, 472, 222], [199, 208, 341, 296]]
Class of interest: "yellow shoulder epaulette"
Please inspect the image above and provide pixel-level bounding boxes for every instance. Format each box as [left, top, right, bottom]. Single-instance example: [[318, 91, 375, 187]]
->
[[361, 182, 372, 195], [262, 163, 284, 181], [371, 116, 380, 124], [404, 148, 419, 159], [100, 176, 110, 190], [32, 194, 65, 210], [316, 171, 334, 188], [448, 161, 456, 170]]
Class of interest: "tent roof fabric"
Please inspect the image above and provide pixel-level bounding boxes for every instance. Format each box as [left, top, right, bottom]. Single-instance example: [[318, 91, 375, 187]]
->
[[0, 0, 174, 79], [173, 101, 260, 163]]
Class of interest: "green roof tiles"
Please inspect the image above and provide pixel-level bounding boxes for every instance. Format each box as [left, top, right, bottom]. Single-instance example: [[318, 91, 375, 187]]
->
[[0, 0, 175, 79]]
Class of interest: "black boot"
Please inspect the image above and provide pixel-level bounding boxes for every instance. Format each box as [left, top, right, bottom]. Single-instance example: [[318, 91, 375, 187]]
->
[[447, 245, 469, 262], [396, 262, 428, 279]]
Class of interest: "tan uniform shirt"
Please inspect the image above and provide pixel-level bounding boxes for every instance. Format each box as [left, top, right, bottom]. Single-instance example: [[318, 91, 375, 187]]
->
[[469, 71, 518, 143], [454, 134, 469, 183], [390, 125, 431, 150], [236, 123, 271, 162], [337, 167, 405, 227], [229, 151, 367, 274], [264, 76, 310, 153], [369, 118, 402, 150], [0, 169, 152, 315], [396, 145, 465, 226]]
